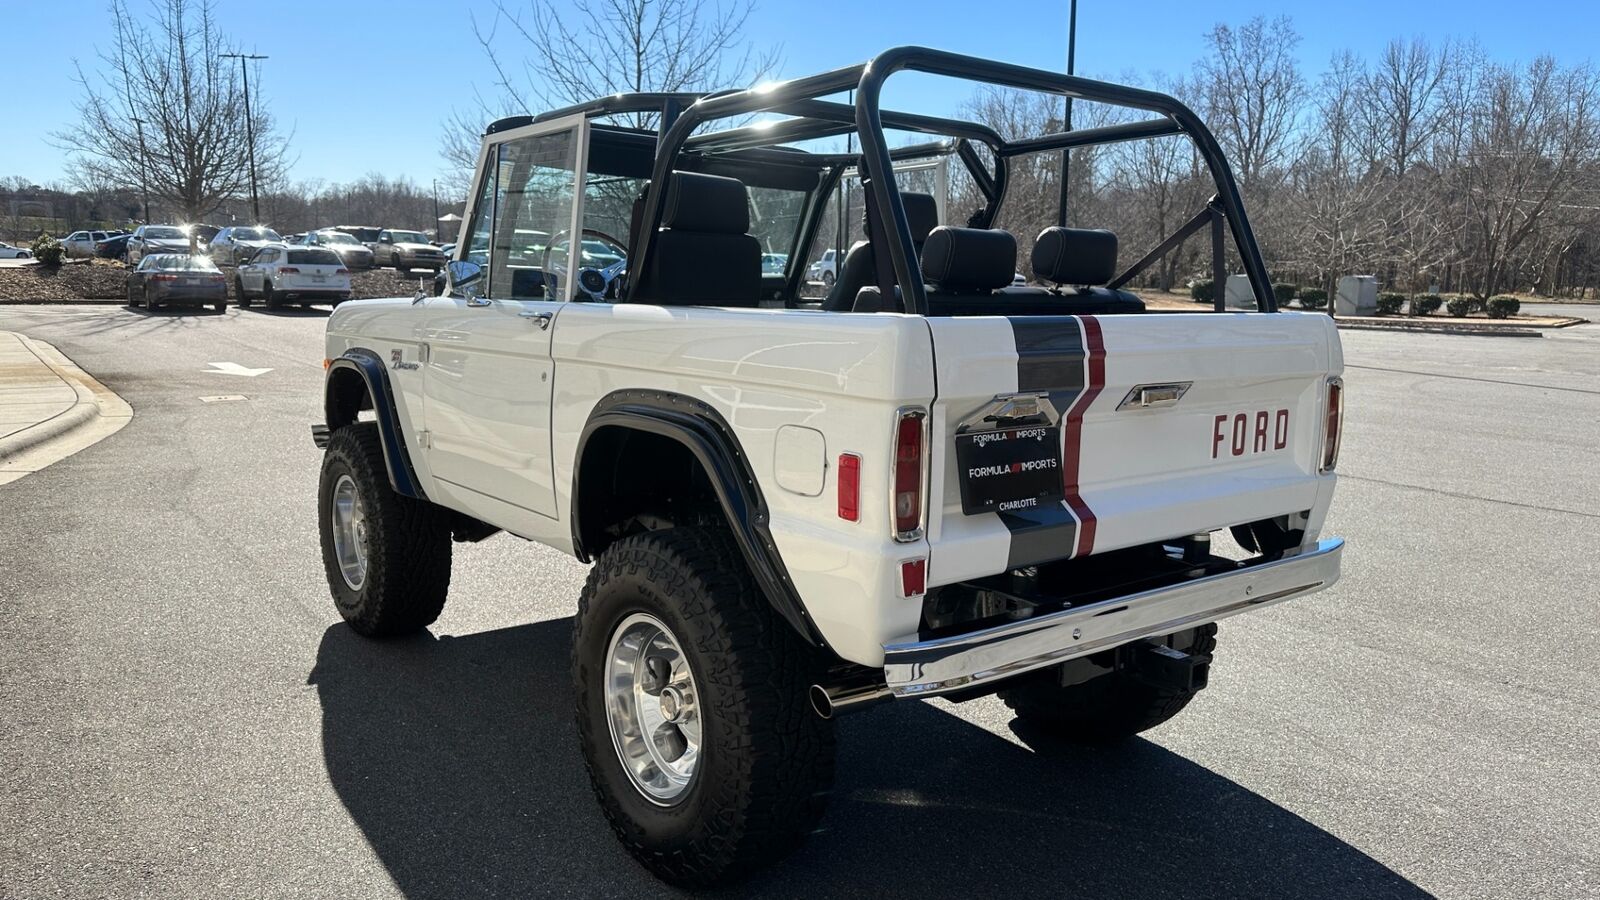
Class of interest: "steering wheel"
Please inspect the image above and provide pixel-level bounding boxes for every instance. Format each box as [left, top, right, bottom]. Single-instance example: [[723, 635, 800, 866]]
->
[[543, 228, 628, 301]]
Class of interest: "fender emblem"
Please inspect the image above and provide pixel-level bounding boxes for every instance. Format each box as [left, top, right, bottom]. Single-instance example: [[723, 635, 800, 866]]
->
[[390, 349, 420, 371]]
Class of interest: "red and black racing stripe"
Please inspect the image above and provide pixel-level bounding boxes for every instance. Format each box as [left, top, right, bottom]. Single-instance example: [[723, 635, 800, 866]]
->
[[999, 315, 1104, 568]]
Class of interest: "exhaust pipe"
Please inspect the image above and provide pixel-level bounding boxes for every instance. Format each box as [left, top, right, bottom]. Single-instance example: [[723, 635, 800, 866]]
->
[[809, 677, 893, 719]]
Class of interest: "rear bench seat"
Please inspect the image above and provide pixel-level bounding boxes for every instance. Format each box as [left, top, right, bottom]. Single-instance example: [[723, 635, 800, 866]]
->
[[856, 225, 1145, 316]]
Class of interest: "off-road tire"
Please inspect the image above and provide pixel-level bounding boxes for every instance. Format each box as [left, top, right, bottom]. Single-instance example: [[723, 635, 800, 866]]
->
[[573, 527, 835, 888], [317, 423, 452, 636], [1000, 624, 1218, 743], [235, 277, 252, 308]]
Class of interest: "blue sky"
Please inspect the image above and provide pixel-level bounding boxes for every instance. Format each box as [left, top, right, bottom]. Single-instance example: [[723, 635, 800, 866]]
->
[[2, 0, 1595, 189]]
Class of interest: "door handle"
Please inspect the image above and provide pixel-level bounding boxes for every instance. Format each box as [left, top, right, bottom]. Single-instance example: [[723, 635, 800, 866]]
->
[[520, 311, 553, 330], [465, 296, 492, 307]]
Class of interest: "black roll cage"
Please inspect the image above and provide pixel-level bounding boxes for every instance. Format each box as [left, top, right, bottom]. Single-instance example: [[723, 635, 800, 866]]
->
[[487, 46, 1276, 314]]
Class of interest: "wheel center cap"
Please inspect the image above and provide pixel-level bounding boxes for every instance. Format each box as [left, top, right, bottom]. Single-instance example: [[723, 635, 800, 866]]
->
[[659, 686, 685, 722]]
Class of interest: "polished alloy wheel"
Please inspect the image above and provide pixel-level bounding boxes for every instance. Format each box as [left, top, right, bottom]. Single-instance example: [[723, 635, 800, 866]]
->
[[329, 474, 368, 591], [605, 612, 702, 805]]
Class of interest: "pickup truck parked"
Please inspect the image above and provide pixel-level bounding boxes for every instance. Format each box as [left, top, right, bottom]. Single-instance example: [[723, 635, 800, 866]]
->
[[311, 48, 1345, 887]]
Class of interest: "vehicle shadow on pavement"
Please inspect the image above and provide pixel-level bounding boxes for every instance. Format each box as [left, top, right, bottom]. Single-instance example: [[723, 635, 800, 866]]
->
[[236, 306, 332, 317], [311, 621, 1427, 900]]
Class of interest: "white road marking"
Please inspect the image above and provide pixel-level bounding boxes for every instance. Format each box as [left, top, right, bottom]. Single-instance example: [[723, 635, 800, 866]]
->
[[206, 362, 272, 377]]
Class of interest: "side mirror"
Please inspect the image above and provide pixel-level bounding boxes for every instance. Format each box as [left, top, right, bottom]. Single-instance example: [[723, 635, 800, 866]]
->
[[446, 260, 484, 299]]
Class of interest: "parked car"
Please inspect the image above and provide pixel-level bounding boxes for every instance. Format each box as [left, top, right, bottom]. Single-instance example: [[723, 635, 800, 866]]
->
[[95, 234, 132, 259], [371, 229, 447, 272], [209, 225, 284, 266], [296, 230, 376, 270], [332, 225, 382, 246], [807, 247, 838, 285], [124, 253, 228, 313], [235, 245, 352, 308], [62, 230, 113, 258], [761, 252, 788, 275], [312, 58, 1346, 887], [0, 241, 33, 260], [190, 223, 223, 245], [126, 224, 195, 264]]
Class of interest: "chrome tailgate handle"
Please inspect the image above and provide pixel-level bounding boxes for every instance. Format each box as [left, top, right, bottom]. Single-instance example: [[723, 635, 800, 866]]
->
[[1117, 382, 1192, 411]]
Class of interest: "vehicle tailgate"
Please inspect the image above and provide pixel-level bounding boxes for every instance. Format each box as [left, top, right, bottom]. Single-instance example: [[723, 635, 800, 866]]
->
[[924, 312, 1340, 587]]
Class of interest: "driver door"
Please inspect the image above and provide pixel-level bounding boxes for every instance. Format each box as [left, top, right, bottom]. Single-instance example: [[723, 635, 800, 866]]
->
[[421, 115, 587, 525]]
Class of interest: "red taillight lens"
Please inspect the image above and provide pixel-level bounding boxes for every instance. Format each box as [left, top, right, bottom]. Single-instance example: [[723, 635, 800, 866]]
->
[[900, 559, 927, 597], [278, 267, 300, 274], [335, 268, 349, 275], [892, 409, 926, 541], [1320, 377, 1343, 473], [837, 453, 861, 522]]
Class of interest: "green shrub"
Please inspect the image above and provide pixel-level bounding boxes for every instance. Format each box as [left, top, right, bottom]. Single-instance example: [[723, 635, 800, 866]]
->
[[1189, 279, 1214, 303], [1272, 282, 1297, 304], [1486, 295, 1521, 319], [1445, 297, 1477, 317], [30, 232, 64, 267], [1298, 288, 1328, 309], [1376, 292, 1407, 315], [1412, 294, 1443, 316]]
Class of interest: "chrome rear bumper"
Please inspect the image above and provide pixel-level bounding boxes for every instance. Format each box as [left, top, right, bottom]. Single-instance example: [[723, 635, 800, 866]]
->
[[883, 537, 1344, 698]]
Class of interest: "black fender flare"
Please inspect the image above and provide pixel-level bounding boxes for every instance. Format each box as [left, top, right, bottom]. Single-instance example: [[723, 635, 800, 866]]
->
[[572, 389, 828, 650], [321, 348, 426, 500]]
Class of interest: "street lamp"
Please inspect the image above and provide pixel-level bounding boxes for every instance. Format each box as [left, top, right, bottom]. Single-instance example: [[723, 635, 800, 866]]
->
[[1056, 0, 1078, 228], [220, 52, 268, 223]]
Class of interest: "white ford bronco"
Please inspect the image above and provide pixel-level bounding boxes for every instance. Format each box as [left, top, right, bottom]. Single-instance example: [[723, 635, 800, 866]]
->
[[312, 48, 1345, 886]]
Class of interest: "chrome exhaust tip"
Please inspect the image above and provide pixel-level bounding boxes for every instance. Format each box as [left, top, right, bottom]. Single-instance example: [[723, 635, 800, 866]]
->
[[809, 679, 893, 719]]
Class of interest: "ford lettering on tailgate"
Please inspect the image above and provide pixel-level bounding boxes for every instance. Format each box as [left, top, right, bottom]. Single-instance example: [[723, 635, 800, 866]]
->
[[955, 426, 1064, 515], [1212, 409, 1290, 459]]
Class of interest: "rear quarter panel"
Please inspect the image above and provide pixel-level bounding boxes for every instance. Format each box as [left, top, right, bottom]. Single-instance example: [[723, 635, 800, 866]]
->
[[552, 304, 936, 665]]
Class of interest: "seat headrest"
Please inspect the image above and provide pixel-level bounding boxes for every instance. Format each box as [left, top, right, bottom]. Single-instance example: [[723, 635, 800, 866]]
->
[[864, 192, 940, 246], [921, 226, 1016, 291], [1032, 227, 1118, 286], [660, 171, 749, 233]]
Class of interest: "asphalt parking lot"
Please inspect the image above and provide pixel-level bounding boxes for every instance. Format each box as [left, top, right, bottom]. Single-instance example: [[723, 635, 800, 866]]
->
[[1, 302, 1597, 899]]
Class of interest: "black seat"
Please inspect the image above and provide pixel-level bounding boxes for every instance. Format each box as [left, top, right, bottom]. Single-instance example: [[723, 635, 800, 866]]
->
[[1028, 226, 1145, 314], [821, 192, 940, 311], [631, 171, 761, 307]]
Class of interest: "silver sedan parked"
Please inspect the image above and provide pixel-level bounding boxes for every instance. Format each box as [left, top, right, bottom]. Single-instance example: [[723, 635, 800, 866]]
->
[[209, 226, 284, 266], [296, 230, 375, 270]]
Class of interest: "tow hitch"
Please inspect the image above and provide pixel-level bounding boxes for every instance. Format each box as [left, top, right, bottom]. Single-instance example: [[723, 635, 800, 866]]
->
[[1125, 639, 1212, 694]]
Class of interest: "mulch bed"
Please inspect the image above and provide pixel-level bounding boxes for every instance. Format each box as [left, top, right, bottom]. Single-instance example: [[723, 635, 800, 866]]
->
[[0, 259, 429, 303]]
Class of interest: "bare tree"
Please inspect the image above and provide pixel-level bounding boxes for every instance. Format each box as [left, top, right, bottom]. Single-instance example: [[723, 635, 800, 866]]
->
[[1195, 16, 1305, 186], [1448, 57, 1600, 297], [442, 0, 780, 182], [55, 0, 287, 223]]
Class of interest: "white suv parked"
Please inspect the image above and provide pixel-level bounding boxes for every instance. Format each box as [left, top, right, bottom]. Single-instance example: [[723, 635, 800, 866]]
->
[[235, 245, 352, 308], [310, 51, 1345, 888]]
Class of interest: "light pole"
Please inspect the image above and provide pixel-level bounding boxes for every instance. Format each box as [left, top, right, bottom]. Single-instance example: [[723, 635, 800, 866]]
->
[[130, 116, 152, 224], [432, 179, 442, 244], [1056, 0, 1078, 228], [220, 52, 268, 223]]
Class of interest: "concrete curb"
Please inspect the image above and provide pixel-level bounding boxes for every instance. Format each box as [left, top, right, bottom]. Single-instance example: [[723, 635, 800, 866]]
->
[[0, 299, 129, 306], [0, 333, 133, 483], [1334, 321, 1545, 338]]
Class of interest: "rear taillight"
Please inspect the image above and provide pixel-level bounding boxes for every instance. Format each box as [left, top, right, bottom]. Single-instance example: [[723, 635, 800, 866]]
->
[[1319, 377, 1344, 473], [891, 408, 927, 541], [335, 268, 349, 275], [278, 267, 300, 274], [837, 453, 861, 522]]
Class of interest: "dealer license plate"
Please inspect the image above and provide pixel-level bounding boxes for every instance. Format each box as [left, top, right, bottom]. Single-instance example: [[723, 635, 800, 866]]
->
[[954, 426, 1064, 515]]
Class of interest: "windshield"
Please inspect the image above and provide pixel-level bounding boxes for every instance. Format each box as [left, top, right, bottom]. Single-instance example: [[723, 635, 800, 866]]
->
[[234, 228, 279, 241], [143, 227, 186, 240], [389, 231, 428, 244], [318, 232, 360, 245]]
